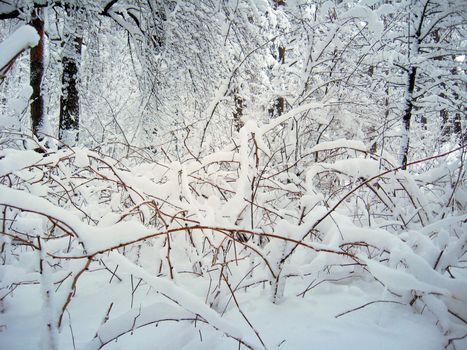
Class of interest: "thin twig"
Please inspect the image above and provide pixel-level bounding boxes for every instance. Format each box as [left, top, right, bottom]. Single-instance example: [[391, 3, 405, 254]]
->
[[221, 271, 267, 349], [335, 300, 405, 318]]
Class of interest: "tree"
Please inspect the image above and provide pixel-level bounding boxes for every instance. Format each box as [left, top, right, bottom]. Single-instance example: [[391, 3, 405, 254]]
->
[[0, 0, 148, 147], [58, 7, 83, 145], [270, 0, 287, 117], [390, 0, 466, 168], [29, 8, 45, 143]]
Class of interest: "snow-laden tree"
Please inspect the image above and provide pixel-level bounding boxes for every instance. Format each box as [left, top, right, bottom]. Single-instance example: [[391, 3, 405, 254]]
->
[[0, 0, 150, 147], [370, 0, 466, 168]]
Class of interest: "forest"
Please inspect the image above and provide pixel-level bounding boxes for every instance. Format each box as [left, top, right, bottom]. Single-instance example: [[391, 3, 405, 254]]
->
[[0, 1, 466, 349]]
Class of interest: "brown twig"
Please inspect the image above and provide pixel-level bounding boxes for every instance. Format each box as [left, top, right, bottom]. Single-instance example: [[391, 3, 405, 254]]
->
[[335, 300, 405, 318], [221, 271, 267, 349], [57, 257, 93, 328]]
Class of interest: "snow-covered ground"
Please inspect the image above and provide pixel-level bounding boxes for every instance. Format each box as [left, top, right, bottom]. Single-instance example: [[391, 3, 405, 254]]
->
[[0, 267, 447, 350]]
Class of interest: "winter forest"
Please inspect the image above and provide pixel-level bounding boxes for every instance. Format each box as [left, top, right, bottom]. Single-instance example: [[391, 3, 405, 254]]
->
[[0, 0, 465, 349]]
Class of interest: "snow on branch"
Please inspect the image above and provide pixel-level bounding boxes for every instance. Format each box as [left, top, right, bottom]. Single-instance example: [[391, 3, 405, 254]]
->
[[0, 25, 39, 77]]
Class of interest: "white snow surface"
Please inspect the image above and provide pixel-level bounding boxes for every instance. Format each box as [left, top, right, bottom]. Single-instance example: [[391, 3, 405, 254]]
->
[[0, 269, 447, 350]]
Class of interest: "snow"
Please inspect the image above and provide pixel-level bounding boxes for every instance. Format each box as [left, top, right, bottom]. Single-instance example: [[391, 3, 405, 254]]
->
[[343, 6, 383, 37], [0, 25, 39, 71], [0, 142, 465, 350], [0, 149, 43, 177], [74, 148, 90, 167], [105, 252, 259, 349], [259, 102, 325, 134], [84, 302, 194, 350], [309, 139, 367, 153], [362, 257, 449, 296], [307, 158, 380, 181], [0, 1, 466, 349], [0, 270, 447, 350], [9, 85, 33, 114], [0, 145, 465, 350]]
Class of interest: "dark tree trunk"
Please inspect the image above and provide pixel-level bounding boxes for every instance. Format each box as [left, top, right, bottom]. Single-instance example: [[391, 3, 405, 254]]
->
[[273, 0, 285, 9], [399, 1, 430, 169], [268, 44, 286, 118], [59, 34, 82, 145], [439, 93, 450, 141], [400, 66, 417, 170], [268, 0, 286, 118], [233, 93, 244, 132], [276, 46, 286, 116], [453, 113, 461, 134], [268, 46, 286, 117], [30, 12, 45, 140], [448, 66, 464, 143]]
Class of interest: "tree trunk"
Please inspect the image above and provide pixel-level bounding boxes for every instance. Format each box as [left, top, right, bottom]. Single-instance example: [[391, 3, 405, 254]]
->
[[273, 0, 285, 7], [276, 46, 286, 116], [399, 1, 429, 169], [59, 38, 82, 145], [399, 66, 417, 170], [269, 0, 286, 118], [59, 14, 82, 146], [268, 45, 286, 118], [30, 11, 45, 141], [233, 93, 244, 132]]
